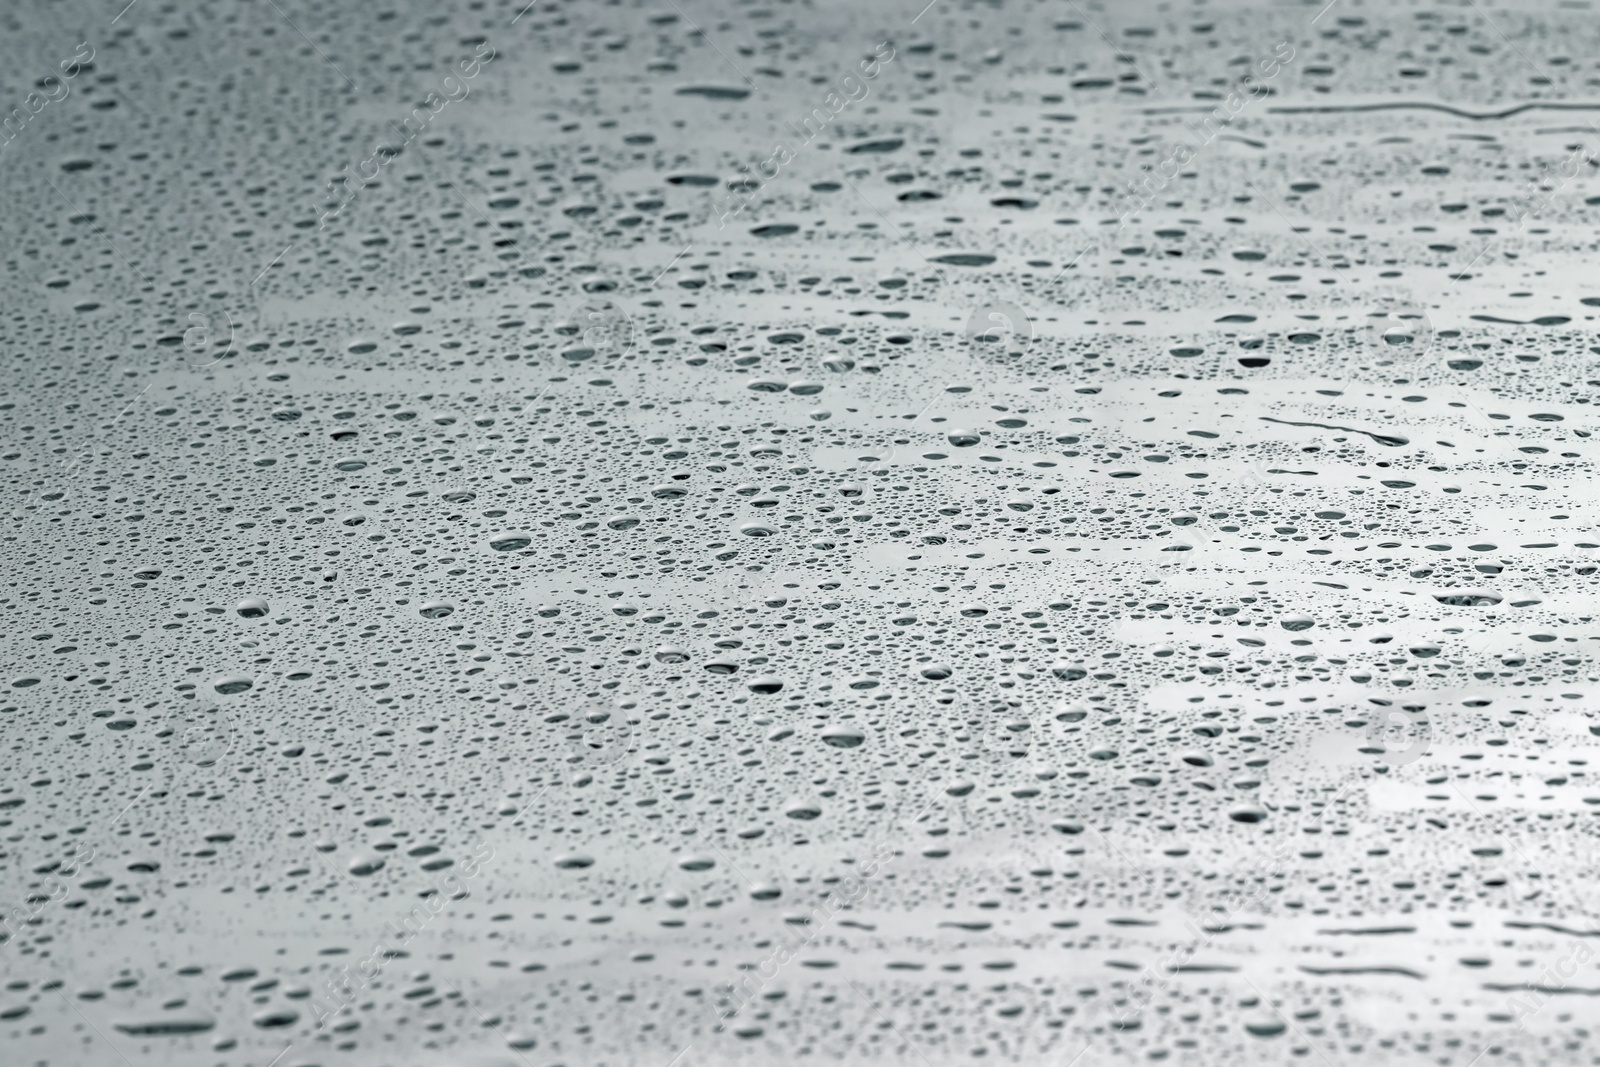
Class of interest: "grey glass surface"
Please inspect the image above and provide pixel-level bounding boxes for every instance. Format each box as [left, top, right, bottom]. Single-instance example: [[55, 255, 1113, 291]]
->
[[2, 0, 1597, 1064]]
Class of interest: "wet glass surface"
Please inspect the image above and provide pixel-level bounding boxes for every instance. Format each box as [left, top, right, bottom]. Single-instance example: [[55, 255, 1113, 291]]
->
[[3, 0, 1600, 1063]]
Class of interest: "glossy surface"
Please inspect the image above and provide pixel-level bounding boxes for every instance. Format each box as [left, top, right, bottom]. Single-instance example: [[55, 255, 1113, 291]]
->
[[3, 1, 1599, 1064]]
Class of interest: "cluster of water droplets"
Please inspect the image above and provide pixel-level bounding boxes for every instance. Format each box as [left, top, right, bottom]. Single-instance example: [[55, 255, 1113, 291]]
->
[[6, 0, 1600, 1065]]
